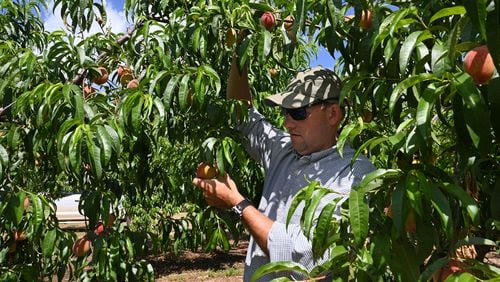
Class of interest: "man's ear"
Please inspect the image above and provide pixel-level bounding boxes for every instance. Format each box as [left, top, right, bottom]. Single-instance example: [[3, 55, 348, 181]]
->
[[328, 103, 343, 126]]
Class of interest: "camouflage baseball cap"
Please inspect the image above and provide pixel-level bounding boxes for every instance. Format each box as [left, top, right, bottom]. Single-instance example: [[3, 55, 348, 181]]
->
[[264, 66, 342, 109]]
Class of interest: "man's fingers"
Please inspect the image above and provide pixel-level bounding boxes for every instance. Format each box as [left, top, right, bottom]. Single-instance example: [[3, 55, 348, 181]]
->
[[192, 177, 215, 193]]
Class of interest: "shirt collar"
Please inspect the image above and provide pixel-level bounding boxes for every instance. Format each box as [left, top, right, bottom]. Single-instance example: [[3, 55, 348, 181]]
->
[[294, 145, 338, 163]]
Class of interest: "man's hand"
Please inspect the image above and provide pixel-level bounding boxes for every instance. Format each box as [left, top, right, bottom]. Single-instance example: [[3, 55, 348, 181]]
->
[[192, 173, 245, 209]]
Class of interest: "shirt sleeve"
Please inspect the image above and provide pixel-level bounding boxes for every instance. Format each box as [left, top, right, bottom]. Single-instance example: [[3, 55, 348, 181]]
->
[[238, 108, 289, 171], [267, 221, 325, 278]]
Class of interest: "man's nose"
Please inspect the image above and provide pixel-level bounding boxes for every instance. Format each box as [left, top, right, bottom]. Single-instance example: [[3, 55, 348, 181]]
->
[[283, 114, 296, 130]]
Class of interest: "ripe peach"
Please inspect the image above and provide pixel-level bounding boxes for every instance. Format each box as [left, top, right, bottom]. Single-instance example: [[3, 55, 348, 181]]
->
[[13, 230, 27, 241], [83, 84, 95, 99], [92, 66, 109, 85], [197, 163, 218, 179], [433, 259, 467, 282], [405, 209, 416, 233], [268, 68, 279, 77], [361, 109, 373, 122], [360, 10, 373, 29], [463, 45, 495, 85], [72, 236, 92, 257], [384, 205, 416, 233], [118, 65, 131, 78], [260, 12, 276, 31], [94, 222, 105, 236], [127, 79, 139, 89]]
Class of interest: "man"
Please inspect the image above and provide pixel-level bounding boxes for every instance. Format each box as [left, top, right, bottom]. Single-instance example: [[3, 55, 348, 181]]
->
[[192, 57, 375, 281]]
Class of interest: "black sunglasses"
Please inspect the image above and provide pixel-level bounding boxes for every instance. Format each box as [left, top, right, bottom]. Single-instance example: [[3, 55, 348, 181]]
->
[[281, 107, 309, 120], [281, 99, 339, 121]]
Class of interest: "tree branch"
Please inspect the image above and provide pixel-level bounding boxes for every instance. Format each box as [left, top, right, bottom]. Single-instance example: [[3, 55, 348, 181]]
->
[[71, 20, 145, 85]]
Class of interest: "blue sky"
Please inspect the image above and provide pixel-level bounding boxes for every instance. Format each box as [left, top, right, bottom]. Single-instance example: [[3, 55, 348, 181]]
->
[[42, 0, 334, 69]]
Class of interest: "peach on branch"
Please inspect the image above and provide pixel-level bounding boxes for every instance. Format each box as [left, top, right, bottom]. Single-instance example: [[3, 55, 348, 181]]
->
[[13, 230, 27, 241], [260, 12, 276, 31], [196, 163, 218, 179], [92, 66, 109, 85], [268, 68, 279, 77], [72, 236, 92, 257], [463, 45, 495, 85], [127, 79, 139, 89]]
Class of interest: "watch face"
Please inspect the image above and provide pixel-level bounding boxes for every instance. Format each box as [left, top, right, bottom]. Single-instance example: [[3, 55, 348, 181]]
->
[[231, 199, 251, 217]]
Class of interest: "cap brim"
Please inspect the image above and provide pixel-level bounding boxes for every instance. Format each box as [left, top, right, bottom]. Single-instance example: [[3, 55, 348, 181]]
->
[[264, 91, 316, 109]]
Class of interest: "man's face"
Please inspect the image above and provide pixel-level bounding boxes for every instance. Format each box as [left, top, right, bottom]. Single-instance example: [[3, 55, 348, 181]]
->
[[283, 103, 341, 156]]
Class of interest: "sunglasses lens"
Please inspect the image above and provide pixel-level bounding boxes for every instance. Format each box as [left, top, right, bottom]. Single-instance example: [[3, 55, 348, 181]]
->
[[282, 107, 308, 120]]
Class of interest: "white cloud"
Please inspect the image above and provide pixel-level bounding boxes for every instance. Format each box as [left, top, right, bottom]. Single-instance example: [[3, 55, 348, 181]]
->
[[44, 0, 128, 35]]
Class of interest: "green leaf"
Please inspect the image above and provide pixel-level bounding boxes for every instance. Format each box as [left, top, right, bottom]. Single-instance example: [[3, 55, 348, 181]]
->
[[286, 181, 317, 227], [222, 138, 233, 167], [447, 15, 467, 66], [354, 169, 402, 194], [30, 194, 44, 236], [486, 0, 500, 71], [441, 183, 479, 225], [295, 0, 306, 36], [250, 261, 309, 282], [416, 83, 445, 141], [148, 70, 169, 95], [178, 74, 190, 110], [339, 75, 368, 103], [488, 78, 500, 139], [163, 74, 182, 110], [464, 1, 487, 41], [42, 228, 57, 258], [391, 239, 419, 282], [8, 192, 25, 227], [200, 64, 221, 95], [389, 73, 438, 113], [399, 30, 432, 74], [302, 188, 330, 239], [431, 41, 451, 76], [89, 141, 102, 179], [429, 6, 466, 24], [216, 146, 225, 175], [429, 186, 453, 239], [384, 37, 400, 64], [349, 188, 369, 245], [312, 202, 337, 260], [391, 181, 406, 234], [371, 7, 417, 60], [258, 30, 272, 64], [96, 125, 113, 167], [0, 145, 8, 180], [453, 73, 492, 157]]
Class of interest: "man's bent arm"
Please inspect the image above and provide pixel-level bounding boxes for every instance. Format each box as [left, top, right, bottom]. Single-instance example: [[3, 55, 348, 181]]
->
[[227, 55, 252, 104], [241, 205, 273, 255]]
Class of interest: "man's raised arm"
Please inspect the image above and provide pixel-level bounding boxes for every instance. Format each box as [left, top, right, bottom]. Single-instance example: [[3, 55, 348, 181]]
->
[[226, 55, 252, 104]]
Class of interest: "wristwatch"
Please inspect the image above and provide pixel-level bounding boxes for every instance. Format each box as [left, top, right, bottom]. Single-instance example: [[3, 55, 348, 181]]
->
[[231, 198, 252, 217]]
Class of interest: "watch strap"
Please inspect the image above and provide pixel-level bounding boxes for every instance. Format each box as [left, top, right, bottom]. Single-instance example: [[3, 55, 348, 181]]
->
[[231, 198, 252, 217]]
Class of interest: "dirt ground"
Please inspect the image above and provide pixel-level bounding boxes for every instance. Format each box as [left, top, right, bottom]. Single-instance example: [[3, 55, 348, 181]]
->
[[151, 240, 248, 282]]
